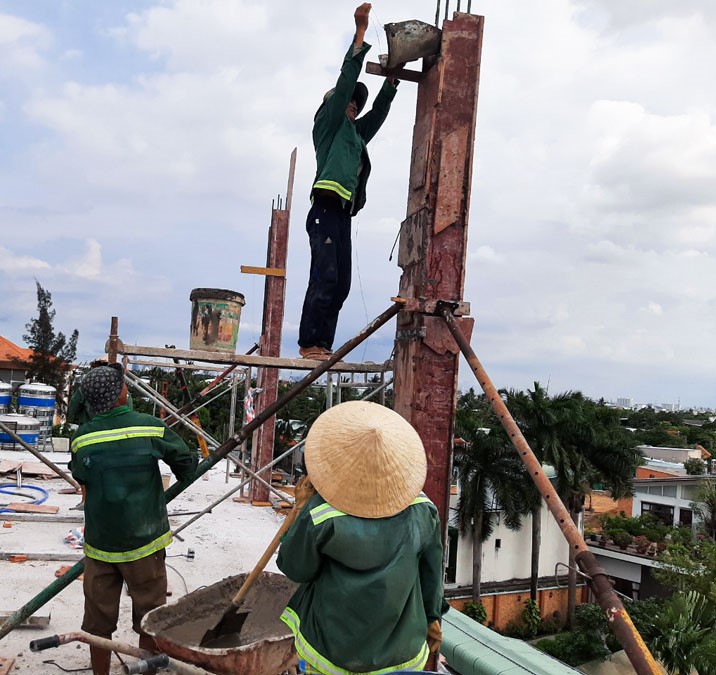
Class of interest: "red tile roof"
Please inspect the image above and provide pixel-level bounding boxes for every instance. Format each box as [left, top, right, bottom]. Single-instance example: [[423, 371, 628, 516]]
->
[[0, 336, 33, 367]]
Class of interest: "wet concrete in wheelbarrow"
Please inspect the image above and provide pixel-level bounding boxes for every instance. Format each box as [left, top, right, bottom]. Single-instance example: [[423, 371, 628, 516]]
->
[[142, 572, 298, 674]]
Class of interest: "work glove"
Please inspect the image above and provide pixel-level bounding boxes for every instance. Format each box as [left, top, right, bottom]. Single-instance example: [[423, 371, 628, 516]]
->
[[294, 476, 317, 511], [427, 620, 443, 654]]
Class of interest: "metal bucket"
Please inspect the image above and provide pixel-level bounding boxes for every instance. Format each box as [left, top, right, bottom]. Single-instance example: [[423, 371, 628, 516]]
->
[[0, 413, 40, 450], [142, 572, 298, 675], [383, 20, 442, 69], [190, 288, 245, 353], [0, 382, 11, 414], [18, 382, 56, 443]]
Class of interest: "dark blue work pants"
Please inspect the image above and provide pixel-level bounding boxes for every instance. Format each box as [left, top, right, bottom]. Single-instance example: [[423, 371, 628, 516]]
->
[[298, 196, 352, 350]]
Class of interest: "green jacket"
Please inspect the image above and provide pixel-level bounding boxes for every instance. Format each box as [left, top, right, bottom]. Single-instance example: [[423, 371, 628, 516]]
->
[[70, 406, 197, 563], [312, 39, 397, 216], [277, 494, 447, 675]]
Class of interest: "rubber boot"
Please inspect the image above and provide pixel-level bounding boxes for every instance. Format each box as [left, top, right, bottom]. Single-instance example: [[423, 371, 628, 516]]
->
[[89, 645, 111, 675], [138, 634, 158, 675]]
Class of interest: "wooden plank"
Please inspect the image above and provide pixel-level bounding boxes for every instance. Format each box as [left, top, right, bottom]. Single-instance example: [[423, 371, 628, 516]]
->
[[119, 344, 392, 373], [0, 613, 50, 627], [240, 265, 286, 277], [0, 460, 21, 474], [366, 61, 424, 83], [21, 461, 61, 477], [1, 551, 82, 562], [6, 503, 59, 514], [0, 514, 83, 523], [0, 656, 15, 675]]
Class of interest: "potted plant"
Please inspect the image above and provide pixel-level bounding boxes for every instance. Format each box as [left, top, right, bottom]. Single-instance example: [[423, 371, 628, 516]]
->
[[633, 535, 649, 555], [613, 531, 633, 551]]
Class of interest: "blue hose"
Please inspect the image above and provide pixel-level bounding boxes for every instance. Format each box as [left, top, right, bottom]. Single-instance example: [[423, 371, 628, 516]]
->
[[0, 484, 50, 514]]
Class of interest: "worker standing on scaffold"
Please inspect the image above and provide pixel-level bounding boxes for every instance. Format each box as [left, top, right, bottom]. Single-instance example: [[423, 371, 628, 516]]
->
[[298, 3, 400, 360]]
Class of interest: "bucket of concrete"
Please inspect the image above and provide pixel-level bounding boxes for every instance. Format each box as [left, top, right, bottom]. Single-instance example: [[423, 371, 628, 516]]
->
[[141, 572, 298, 675], [382, 20, 441, 69]]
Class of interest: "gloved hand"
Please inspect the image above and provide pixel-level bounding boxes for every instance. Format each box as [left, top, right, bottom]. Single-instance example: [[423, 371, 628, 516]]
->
[[294, 476, 317, 511], [427, 620, 443, 654]]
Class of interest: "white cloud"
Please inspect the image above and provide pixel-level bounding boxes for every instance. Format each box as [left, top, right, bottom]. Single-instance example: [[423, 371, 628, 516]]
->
[[0, 13, 51, 72], [0, 246, 50, 273]]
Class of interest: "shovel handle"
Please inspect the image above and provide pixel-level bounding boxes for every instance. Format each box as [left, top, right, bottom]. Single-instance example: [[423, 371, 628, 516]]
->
[[231, 505, 299, 607]]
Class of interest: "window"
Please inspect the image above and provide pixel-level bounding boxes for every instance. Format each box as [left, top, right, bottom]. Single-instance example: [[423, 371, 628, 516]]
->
[[679, 509, 693, 527], [681, 485, 699, 501], [641, 502, 674, 526], [662, 486, 677, 498]]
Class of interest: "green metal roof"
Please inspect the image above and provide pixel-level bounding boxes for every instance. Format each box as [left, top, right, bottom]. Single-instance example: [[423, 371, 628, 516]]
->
[[441, 608, 581, 675]]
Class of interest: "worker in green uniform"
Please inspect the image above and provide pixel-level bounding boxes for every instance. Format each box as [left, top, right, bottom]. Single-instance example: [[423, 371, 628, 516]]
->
[[69, 366, 197, 675], [277, 401, 446, 675], [298, 2, 400, 360]]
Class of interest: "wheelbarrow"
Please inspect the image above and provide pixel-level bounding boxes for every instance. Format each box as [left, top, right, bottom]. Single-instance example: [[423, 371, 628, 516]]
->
[[141, 572, 298, 675], [29, 631, 212, 674]]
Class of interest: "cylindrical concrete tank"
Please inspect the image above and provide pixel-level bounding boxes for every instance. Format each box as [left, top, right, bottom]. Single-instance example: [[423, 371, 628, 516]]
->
[[0, 382, 12, 414], [18, 383, 56, 445], [0, 413, 41, 450]]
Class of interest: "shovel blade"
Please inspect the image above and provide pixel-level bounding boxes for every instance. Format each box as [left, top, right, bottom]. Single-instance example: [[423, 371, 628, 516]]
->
[[200, 607, 251, 647]]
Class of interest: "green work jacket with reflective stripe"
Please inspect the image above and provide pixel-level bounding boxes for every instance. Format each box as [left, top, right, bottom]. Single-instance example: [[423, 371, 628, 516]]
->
[[70, 406, 197, 563], [277, 494, 447, 675], [312, 38, 397, 216]]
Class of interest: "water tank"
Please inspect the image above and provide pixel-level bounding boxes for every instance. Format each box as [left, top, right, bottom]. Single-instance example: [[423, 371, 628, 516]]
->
[[18, 383, 56, 446], [0, 382, 11, 414], [0, 413, 40, 450]]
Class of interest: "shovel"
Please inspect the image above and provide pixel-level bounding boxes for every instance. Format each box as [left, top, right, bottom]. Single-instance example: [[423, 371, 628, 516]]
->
[[200, 504, 299, 646]]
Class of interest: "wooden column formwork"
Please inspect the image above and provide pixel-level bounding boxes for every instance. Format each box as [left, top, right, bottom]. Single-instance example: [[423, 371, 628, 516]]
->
[[393, 12, 483, 531], [252, 149, 296, 503]]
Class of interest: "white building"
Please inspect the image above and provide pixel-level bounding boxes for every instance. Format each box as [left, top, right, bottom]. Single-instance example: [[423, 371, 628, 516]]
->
[[447, 494, 571, 590], [631, 475, 715, 529], [636, 445, 701, 464]]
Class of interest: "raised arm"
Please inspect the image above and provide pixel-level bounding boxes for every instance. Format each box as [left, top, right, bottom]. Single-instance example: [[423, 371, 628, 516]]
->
[[314, 4, 373, 140]]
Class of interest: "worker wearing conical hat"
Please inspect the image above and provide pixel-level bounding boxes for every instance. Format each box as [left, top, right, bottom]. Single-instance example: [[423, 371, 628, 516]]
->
[[277, 401, 447, 675]]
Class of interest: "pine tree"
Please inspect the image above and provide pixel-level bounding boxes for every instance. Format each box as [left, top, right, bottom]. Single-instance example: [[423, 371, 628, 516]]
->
[[22, 281, 79, 406]]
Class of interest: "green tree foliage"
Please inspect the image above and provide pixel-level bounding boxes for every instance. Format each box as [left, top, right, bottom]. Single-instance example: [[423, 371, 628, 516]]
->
[[684, 458, 707, 476], [654, 538, 716, 602], [22, 281, 78, 407], [650, 592, 716, 675], [692, 479, 716, 541]]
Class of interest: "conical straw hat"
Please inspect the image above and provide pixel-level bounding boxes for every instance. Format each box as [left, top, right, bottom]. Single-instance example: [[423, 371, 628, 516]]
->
[[305, 401, 427, 519]]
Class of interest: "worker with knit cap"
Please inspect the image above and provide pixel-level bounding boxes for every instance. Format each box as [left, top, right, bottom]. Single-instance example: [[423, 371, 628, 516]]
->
[[277, 400, 447, 675], [298, 3, 401, 360], [69, 366, 197, 675]]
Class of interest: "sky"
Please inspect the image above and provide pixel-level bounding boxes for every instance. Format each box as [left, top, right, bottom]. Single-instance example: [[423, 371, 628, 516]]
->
[[1, 0, 715, 409]]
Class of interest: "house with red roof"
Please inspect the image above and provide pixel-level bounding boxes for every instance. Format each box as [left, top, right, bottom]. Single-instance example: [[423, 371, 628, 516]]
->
[[0, 336, 33, 386]]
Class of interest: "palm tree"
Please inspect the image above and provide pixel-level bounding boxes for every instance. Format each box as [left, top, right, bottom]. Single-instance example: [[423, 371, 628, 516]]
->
[[650, 591, 716, 675], [505, 384, 641, 625], [453, 410, 537, 603], [558, 400, 642, 623], [505, 383, 585, 604]]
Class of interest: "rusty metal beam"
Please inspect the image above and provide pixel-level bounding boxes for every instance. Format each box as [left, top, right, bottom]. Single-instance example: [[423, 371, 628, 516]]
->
[[439, 305, 661, 675]]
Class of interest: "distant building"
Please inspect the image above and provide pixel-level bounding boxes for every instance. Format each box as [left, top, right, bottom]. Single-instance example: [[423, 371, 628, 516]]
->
[[616, 397, 633, 408], [637, 445, 701, 464], [0, 336, 33, 386]]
